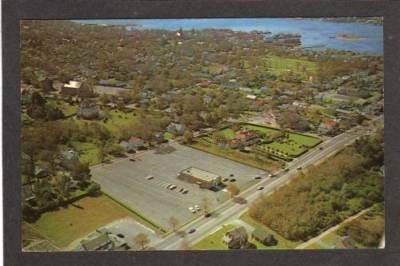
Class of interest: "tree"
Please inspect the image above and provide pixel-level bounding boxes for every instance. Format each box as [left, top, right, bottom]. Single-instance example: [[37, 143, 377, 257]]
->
[[71, 162, 91, 185], [97, 145, 106, 163], [183, 129, 194, 144], [212, 131, 227, 145], [226, 183, 240, 198], [179, 237, 192, 250], [201, 197, 211, 216], [168, 216, 180, 232], [133, 233, 150, 250]]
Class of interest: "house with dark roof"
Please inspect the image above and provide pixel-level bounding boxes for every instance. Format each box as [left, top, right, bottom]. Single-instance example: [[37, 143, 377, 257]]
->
[[60, 149, 80, 170], [79, 228, 129, 251], [251, 228, 277, 246], [167, 123, 186, 135], [119, 140, 136, 153], [77, 100, 99, 120], [128, 137, 145, 150], [222, 226, 248, 249]]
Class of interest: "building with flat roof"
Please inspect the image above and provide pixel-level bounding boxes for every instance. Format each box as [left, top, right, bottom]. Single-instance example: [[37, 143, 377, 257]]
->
[[178, 167, 221, 189]]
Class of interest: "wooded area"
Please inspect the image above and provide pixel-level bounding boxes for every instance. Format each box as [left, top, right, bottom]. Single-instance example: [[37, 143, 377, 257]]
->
[[249, 127, 383, 241]]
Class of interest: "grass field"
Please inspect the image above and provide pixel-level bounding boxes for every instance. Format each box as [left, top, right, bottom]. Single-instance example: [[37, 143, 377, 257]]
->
[[191, 138, 283, 171], [30, 195, 153, 248], [192, 224, 235, 250], [265, 56, 317, 78], [240, 212, 303, 249], [101, 109, 137, 134]]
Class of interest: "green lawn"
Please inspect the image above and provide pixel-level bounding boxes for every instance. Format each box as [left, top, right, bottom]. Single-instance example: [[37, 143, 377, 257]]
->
[[164, 132, 174, 140], [101, 109, 137, 135], [265, 56, 317, 77], [30, 195, 153, 248], [191, 138, 283, 171], [69, 141, 102, 165], [240, 212, 303, 249], [221, 128, 236, 139], [192, 224, 235, 250]]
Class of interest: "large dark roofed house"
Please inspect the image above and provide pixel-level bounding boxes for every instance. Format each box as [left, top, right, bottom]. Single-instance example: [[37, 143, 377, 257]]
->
[[128, 136, 145, 150], [167, 123, 186, 135], [78, 100, 99, 120], [79, 228, 129, 251], [222, 226, 248, 249]]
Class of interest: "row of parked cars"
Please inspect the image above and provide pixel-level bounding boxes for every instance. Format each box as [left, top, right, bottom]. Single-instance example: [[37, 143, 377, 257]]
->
[[188, 205, 201, 213], [145, 176, 189, 194]]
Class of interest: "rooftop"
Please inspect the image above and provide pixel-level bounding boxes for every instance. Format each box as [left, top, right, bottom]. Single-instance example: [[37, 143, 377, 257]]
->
[[181, 167, 220, 182]]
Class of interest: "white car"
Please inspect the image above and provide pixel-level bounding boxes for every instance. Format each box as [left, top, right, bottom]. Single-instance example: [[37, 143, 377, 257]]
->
[[170, 185, 177, 190], [146, 175, 154, 180], [188, 207, 196, 213], [166, 184, 172, 189], [194, 205, 201, 211]]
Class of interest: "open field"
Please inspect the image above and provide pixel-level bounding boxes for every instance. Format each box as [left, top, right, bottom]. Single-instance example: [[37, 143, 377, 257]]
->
[[30, 195, 152, 248], [91, 142, 265, 230], [191, 138, 282, 171], [265, 56, 317, 77]]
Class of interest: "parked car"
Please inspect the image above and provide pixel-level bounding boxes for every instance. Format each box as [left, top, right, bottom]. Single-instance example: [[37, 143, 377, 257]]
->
[[223, 177, 229, 182], [170, 185, 177, 190], [188, 207, 196, 213], [188, 228, 196, 234], [254, 175, 261, 179], [257, 186, 264, 191], [182, 189, 189, 194], [129, 158, 135, 162], [296, 166, 302, 171], [166, 184, 172, 189], [230, 178, 236, 182], [229, 174, 234, 177], [146, 175, 154, 180], [268, 173, 275, 178], [194, 205, 200, 211], [179, 188, 184, 192]]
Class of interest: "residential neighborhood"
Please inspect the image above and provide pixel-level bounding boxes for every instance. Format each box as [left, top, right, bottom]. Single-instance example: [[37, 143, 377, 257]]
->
[[20, 18, 384, 252]]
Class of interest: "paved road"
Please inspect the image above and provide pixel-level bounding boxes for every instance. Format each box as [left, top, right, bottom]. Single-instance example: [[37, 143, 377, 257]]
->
[[153, 116, 383, 250]]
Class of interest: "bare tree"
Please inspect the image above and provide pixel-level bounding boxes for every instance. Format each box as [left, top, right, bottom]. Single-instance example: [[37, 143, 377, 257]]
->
[[133, 233, 150, 250], [179, 237, 192, 250], [201, 197, 211, 216], [226, 183, 240, 198], [168, 216, 180, 232]]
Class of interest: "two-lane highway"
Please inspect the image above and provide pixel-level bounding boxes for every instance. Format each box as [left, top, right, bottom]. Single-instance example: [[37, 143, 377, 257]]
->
[[153, 116, 382, 250]]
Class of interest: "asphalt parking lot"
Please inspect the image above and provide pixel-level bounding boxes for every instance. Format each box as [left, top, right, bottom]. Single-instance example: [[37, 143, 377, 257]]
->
[[91, 142, 265, 230]]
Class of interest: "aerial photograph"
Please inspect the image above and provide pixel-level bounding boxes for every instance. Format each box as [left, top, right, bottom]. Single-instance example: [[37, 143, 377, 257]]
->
[[21, 18, 384, 251]]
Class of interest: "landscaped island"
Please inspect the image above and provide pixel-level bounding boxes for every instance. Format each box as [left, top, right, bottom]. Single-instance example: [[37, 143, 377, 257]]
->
[[336, 34, 367, 41]]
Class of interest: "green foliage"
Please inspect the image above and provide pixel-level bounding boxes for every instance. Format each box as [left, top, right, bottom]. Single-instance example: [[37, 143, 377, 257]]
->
[[249, 129, 383, 241], [338, 204, 384, 247]]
